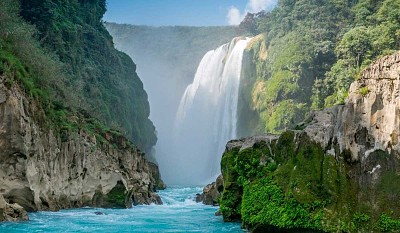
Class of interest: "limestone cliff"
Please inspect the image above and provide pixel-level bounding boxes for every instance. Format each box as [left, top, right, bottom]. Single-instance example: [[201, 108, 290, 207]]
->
[[218, 51, 400, 232], [0, 195, 28, 222], [0, 76, 164, 213]]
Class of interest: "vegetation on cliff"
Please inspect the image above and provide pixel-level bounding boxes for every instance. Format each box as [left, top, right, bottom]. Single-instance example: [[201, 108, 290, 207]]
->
[[0, 0, 156, 152], [220, 131, 400, 232], [0, 0, 165, 212], [220, 50, 400, 232], [239, 0, 400, 135]]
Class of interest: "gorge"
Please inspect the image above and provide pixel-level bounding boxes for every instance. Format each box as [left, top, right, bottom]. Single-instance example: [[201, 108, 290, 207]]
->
[[1, 0, 400, 232], [105, 23, 241, 184]]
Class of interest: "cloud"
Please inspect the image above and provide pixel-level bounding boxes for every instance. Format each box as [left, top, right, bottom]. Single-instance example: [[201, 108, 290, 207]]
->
[[226, 0, 278, 25], [246, 0, 277, 13], [227, 6, 244, 25]]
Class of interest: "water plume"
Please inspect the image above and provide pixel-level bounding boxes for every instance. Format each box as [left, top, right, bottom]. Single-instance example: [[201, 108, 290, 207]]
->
[[159, 37, 252, 184]]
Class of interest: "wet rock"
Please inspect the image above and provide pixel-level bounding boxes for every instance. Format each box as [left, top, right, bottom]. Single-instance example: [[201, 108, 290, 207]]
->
[[196, 175, 224, 206], [148, 162, 167, 190], [0, 195, 28, 222], [215, 210, 222, 216]]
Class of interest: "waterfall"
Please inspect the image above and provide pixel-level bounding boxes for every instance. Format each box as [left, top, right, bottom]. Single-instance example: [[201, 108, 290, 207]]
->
[[166, 37, 251, 185]]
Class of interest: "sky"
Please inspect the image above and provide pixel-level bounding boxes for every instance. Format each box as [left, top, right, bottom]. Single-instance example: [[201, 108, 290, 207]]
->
[[103, 0, 278, 26]]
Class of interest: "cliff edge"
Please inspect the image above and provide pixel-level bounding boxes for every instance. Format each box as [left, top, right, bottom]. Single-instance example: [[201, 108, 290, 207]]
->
[[218, 51, 400, 232]]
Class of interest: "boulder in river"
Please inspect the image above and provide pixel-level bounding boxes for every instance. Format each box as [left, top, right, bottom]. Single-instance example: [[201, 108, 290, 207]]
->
[[196, 175, 224, 206]]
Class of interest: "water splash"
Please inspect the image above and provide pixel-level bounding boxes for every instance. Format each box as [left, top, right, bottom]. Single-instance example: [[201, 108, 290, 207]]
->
[[162, 37, 252, 185], [0, 187, 244, 232]]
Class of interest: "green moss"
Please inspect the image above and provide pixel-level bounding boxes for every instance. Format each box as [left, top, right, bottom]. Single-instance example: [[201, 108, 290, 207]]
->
[[358, 86, 369, 96], [379, 171, 400, 195], [219, 131, 374, 232], [104, 181, 127, 208], [241, 177, 323, 231], [219, 188, 242, 221], [378, 214, 400, 232], [220, 148, 242, 221], [352, 213, 370, 230], [375, 169, 400, 216]]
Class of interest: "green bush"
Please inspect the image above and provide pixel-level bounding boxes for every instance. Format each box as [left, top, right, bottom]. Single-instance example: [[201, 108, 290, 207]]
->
[[242, 178, 322, 230], [379, 214, 400, 232]]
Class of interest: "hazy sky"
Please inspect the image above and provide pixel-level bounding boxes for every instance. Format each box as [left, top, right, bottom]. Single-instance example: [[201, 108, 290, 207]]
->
[[104, 0, 277, 26]]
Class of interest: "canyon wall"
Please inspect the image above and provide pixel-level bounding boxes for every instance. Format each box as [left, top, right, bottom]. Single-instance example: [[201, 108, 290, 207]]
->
[[0, 77, 165, 216]]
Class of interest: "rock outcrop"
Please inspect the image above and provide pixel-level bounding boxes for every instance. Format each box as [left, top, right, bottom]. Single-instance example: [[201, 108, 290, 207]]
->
[[219, 51, 400, 232], [305, 51, 400, 162], [0, 76, 164, 215], [0, 195, 28, 222], [196, 175, 224, 206]]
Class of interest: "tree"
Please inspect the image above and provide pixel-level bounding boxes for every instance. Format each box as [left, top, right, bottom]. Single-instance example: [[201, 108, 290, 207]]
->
[[239, 13, 258, 35], [335, 26, 371, 67]]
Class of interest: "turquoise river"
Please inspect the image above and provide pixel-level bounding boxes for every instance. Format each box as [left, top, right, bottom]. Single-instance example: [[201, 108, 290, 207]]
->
[[0, 186, 244, 232]]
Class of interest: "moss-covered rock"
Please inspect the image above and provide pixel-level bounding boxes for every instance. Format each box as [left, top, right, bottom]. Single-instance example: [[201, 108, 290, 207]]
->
[[220, 51, 400, 232], [219, 132, 400, 232], [93, 181, 127, 208]]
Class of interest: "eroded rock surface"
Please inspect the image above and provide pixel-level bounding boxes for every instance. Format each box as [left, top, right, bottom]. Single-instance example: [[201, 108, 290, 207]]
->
[[0, 77, 164, 215], [0, 195, 28, 222], [196, 174, 224, 206], [305, 52, 400, 162]]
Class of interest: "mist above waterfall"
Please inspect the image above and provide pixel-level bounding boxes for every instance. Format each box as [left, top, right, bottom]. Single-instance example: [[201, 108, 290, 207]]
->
[[106, 25, 240, 184], [160, 37, 252, 184], [106, 24, 251, 184]]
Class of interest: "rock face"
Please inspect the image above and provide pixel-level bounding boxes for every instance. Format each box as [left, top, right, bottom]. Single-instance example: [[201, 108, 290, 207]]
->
[[196, 175, 224, 206], [0, 77, 164, 214], [0, 195, 28, 221], [305, 51, 400, 162], [219, 51, 400, 232]]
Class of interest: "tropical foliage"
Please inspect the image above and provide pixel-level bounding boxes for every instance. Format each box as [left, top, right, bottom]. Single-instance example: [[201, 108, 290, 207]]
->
[[0, 0, 157, 151], [241, 0, 400, 133]]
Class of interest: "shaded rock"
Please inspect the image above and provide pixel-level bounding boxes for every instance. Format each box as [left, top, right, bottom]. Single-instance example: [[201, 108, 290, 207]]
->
[[0, 195, 28, 222], [0, 77, 165, 214], [3, 187, 35, 212], [148, 162, 167, 190], [215, 210, 222, 216], [196, 175, 224, 206]]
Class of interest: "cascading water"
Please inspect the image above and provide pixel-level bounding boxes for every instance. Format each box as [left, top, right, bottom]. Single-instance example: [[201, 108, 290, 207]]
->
[[161, 37, 252, 185], [1, 187, 243, 232]]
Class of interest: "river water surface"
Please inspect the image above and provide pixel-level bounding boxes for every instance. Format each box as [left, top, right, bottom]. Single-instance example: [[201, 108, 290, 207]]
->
[[0, 186, 244, 232]]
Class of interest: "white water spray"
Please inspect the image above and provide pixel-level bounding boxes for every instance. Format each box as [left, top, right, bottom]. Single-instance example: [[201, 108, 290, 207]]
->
[[162, 37, 251, 184]]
